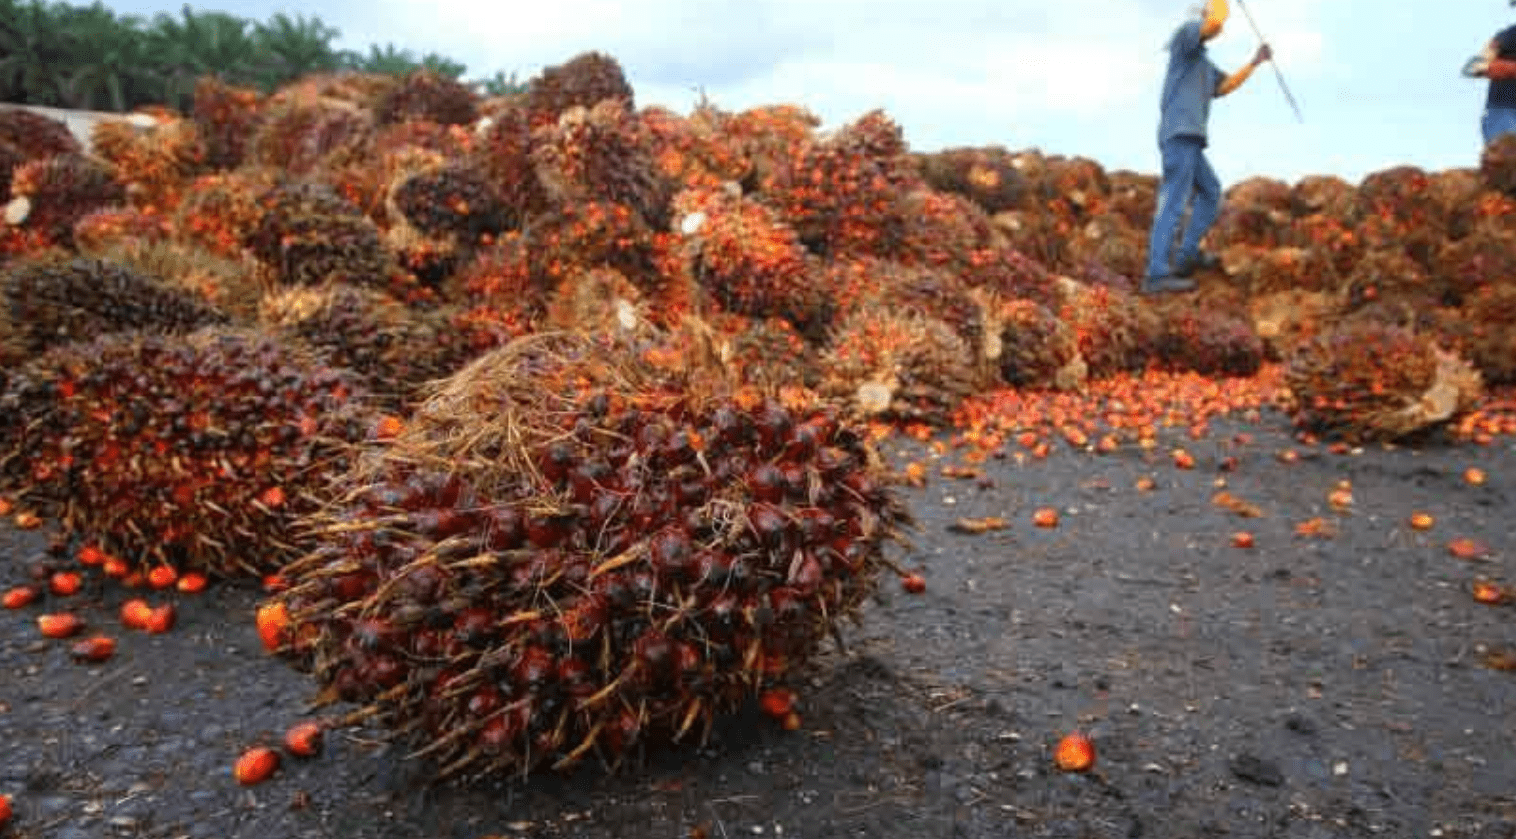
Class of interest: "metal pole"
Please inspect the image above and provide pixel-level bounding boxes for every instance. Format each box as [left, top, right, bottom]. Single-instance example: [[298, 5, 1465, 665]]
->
[[1233, 0, 1305, 122]]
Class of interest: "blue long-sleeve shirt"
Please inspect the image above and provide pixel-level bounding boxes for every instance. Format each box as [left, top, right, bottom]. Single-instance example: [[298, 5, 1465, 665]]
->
[[1158, 20, 1223, 145]]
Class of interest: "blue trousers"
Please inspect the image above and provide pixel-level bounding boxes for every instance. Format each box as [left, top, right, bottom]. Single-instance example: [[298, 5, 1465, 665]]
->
[[1483, 107, 1516, 145], [1145, 135, 1221, 279]]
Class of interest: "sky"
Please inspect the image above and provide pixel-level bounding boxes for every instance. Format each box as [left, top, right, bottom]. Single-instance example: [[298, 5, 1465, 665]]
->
[[109, 1, 1514, 185]]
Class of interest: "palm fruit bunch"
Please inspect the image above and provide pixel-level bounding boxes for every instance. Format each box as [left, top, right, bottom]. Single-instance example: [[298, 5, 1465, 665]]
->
[[192, 76, 267, 169], [524, 51, 635, 129], [1104, 171, 1158, 230], [893, 188, 1004, 272], [259, 283, 474, 411], [757, 111, 910, 258], [1066, 214, 1145, 283], [1480, 133, 1516, 196], [444, 233, 547, 349], [958, 245, 1060, 310], [1424, 168, 1488, 239], [984, 297, 1087, 392], [1221, 244, 1337, 297], [0, 141, 25, 202], [470, 103, 550, 219], [541, 266, 651, 340], [1291, 174, 1359, 219], [1033, 155, 1111, 238], [1460, 282, 1516, 385], [90, 115, 208, 212], [823, 257, 987, 357], [527, 200, 662, 296], [707, 104, 823, 192], [324, 121, 472, 220], [0, 327, 369, 574], [671, 185, 824, 337], [1285, 211, 1364, 277], [911, 146, 1028, 215], [71, 207, 172, 254], [6, 153, 126, 248], [0, 108, 81, 162], [1214, 177, 1294, 248], [173, 169, 280, 257], [248, 93, 372, 176], [392, 161, 513, 244], [1284, 319, 1483, 442], [266, 332, 910, 779], [1152, 308, 1264, 378], [245, 181, 399, 289], [1247, 288, 1344, 360], [709, 313, 822, 390], [639, 106, 748, 190], [375, 70, 480, 126], [820, 307, 983, 423], [1430, 226, 1516, 306], [531, 100, 672, 229], [0, 256, 228, 362], [1050, 276, 1159, 379], [1343, 246, 1433, 310], [1355, 166, 1444, 266]]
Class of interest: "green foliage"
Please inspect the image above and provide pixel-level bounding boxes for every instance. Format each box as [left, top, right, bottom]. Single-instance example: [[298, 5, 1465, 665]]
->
[[0, 0, 521, 113]]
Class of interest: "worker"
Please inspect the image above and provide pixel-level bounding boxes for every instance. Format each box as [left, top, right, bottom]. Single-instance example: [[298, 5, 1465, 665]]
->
[[1468, 3, 1516, 146], [1143, 0, 1272, 294]]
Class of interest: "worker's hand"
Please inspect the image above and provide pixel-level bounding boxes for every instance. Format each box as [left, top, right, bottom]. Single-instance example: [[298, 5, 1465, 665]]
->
[[1253, 43, 1273, 66]]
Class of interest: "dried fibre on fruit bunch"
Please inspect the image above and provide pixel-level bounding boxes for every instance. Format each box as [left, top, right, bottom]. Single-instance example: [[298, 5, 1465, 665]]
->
[[269, 332, 910, 779], [0, 256, 228, 362], [820, 307, 987, 424], [1284, 319, 1483, 442], [1, 327, 370, 575]]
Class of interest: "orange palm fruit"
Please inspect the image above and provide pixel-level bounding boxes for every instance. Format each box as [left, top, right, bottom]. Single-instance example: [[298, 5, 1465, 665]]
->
[[101, 556, 131, 579], [1408, 512, 1434, 531], [1449, 538, 1492, 561], [1471, 580, 1509, 605], [49, 571, 83, 596], [38, 612, 85, 638], [234, 746, 280, 785], [14, 511, 42, 530], [284, 721, 324, 758], [147, 565, 178, 590], [1231, 531, 1255, 549], [900, 573, 927, 594], [177, 571, 209, 594], [3, 585, 39, 610], [758, 688, 796, 720], [1172, 449, 1195, 469], [1054, 732, 1096, 772], [1032, 507, 1059, 528], [256, 601, 290, 652], [144, 604, 176, 634], [69, 636, 117, 663], [120, 598, 154, 630], [1463, 467, 1487, 486], [76, 544, 106, 566], [0, 792, 10, 826]]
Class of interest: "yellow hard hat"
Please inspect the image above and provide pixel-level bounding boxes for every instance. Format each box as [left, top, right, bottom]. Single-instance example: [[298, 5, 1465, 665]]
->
[[1204, 0, 1230, 31]]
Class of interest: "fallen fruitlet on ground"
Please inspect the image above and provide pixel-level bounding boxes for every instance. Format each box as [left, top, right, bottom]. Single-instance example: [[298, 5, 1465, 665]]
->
[[2, 585, 38, 609], [948, 516, 1007, 534], [48, 570, 81, 596], [1408, 512, 1436, 531], [1463, 467, 1487, 486], [13, 512, 41, 530], [1054, 732, 1096, 773], [1231, 532, 1255, 549], [901, 573, 928, 594], [284, 721, 325, 758], [1449, 538, 1494, 561], [69, 635, 116, 663], [37, 612, 85, 638], [234, 746, 281, 785], [144, 604, 176, 634], [0, 792, 10, 827], [1032, 508, 1059, 528], [177, 571, 209, 593], [1472, 579, 1511, 605]]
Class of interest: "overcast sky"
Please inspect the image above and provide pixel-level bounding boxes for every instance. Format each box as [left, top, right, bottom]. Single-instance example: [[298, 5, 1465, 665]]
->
[[112, 1, 1511, 184]]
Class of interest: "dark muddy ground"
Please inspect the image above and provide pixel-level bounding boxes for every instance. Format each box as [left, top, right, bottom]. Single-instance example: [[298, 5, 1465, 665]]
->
[[2, 409, 1514, 839]]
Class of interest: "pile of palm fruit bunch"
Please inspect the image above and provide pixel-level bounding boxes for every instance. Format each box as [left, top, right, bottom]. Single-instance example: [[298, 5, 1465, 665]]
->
[[264, 332, 911, 778]]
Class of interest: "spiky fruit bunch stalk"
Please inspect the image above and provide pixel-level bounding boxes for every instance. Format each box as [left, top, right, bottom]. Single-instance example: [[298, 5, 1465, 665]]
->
[[757, 113, 910, 258], [820, 308, 984, 424], [268, 333, 910, 779], [524, 51, 635, 129], [6, 154, 126, 248], [1460, 283, 1516, 385], [88, 241, 264, 323], [1050, 276, 1159, 379], [671, 186, 825, 336], [260, 284, 475, 411], [1284, 320, 1483, 442], [1153, 309, 1264, 378], [0, 327, 369, 573], [531, 100, 672, 229], [192, 77, 266, 169], [985, 297, 1087, 392], [911, 147, 1029, 215], [375, 70, 480, 126], [0, 256, 228, 361], [89, 117, 207, 212], [1480, 133, 1516, 196], [245, 182, 399, 289]]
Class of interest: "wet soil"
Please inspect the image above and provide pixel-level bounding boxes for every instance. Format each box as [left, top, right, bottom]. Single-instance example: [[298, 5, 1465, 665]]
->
[[2, 410, 1514, 839]]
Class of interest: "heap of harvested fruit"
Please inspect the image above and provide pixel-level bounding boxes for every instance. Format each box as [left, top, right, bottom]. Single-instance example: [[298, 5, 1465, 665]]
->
[[1284, 319, 1483, 442], [0, 327, 369, 575], [268, 333, 911, 779]]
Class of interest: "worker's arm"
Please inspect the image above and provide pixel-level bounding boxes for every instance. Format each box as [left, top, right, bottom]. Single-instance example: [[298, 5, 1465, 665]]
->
[[1489, 58, 1516, 80], [1217, 43, 1273, 97]]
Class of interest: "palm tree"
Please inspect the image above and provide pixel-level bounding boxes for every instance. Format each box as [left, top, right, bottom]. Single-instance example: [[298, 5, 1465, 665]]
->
[[252, 12, 342, 88], [150, 6, 264, 109], [56, 2, 159, 111], [0, 0, 73, 106]]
